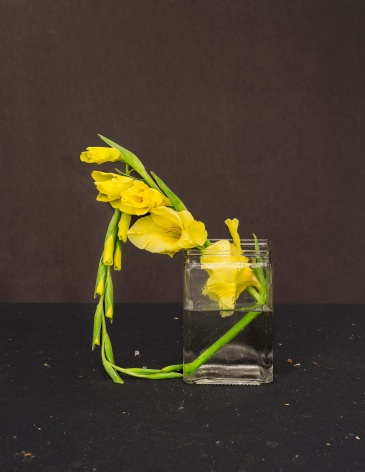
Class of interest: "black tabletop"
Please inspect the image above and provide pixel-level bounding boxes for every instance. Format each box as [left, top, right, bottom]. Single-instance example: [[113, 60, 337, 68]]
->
[[0, 304, 364, 471]]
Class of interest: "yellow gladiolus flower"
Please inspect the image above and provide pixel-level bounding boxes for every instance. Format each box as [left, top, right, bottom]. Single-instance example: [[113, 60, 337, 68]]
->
[[92, 172, 171, 216], [80, 147, 123, 164], [201, 220, 260, 313], [127, 207, 207, 257], [92, 171, 134, 203], [110, 180, 171, 215]]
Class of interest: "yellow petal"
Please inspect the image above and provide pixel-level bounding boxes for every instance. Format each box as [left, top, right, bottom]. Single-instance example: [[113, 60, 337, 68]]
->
[[127, 215, 181, 257], [150, 206, 182, 231], [178, 220, 207, 249], [115, 182, 171, 215], [225, 218, 241, 250], [92, 172, 133, 202]]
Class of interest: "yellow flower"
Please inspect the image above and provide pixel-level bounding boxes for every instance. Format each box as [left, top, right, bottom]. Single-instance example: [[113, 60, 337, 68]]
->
[[201, 219, 260, 313], [80, 147, 123, 164], [92, 171, 134, 202], [110, 180, 171, 215], [127, 207, 207, 257], [91, 172, 171, 216]]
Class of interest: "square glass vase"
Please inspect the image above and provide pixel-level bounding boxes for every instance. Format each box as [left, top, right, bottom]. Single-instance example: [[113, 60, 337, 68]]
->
[[183, 239, 273, 385]]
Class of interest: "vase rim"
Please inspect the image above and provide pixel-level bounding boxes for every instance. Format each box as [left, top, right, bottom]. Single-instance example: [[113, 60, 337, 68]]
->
[[184, 239, 272, 257]]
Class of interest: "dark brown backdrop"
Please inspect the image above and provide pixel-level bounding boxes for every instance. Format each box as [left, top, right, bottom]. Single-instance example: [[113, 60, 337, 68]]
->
[[1, 0, 364, 303]]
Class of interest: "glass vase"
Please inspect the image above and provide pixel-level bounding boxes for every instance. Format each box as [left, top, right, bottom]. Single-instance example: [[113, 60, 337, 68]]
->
[[183, 239, 273, 385]]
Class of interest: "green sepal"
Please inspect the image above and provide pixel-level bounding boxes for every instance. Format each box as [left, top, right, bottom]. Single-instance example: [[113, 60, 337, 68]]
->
[[103, 209, 121, 266], [102, 358, 124, 384], [103, 330, 115, 364], [150, 171, 187, 211], [104, 267, 114, 321], [92, 296, 104, 350]]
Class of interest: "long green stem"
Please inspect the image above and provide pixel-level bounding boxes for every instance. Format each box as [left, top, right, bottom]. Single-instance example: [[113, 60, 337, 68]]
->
[[183, 310, 262, 376]]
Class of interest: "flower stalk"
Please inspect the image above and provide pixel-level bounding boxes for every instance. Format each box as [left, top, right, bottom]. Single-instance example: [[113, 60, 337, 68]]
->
[[81, 135, 270, 384]]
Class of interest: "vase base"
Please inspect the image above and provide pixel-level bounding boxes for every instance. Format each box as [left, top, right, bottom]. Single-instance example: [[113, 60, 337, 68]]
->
[[183, 364, 273, 385]]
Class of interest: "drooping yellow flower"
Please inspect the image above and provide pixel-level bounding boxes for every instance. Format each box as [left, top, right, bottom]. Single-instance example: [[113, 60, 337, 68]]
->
[[201, 219, 260, 313], [127, 207, 207, 257], [110, 180, 171, 215], [91, 172, 171, 215], [80, 147, 123, 164], [92, 171, 134, 203]]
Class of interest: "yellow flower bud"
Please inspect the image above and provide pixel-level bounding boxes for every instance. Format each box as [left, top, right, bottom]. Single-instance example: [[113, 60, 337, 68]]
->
[[102, 210, 121, 266], [94, 257, 107, 298], [95, 278, 105, 296], [114, 240, 122, 271], [103, 235, 115, 266], [105, 305, 113, 319], [118, 213, 132, 242], [105, 268, 114, 320], [80, 147, 123, 164]]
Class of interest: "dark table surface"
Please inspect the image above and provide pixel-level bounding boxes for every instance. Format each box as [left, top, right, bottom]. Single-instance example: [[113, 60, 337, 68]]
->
[[0, 304, 364, 471]]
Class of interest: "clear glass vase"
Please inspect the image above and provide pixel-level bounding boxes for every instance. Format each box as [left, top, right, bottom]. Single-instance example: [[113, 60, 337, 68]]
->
[[183, 239, 273, 385]]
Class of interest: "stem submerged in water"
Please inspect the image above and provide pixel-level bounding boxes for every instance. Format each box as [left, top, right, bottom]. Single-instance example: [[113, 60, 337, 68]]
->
[[183, 310, 262, 376]]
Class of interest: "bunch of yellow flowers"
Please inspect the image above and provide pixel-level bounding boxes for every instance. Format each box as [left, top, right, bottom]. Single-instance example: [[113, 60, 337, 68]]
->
[[81, 135, 262, 383]]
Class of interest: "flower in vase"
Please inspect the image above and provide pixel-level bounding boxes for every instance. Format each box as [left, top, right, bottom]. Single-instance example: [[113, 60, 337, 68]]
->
[[201, 219, 260, 313]]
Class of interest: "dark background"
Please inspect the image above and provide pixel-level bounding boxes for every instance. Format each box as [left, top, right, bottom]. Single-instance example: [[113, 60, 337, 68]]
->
[[1, 0, 364, 304]]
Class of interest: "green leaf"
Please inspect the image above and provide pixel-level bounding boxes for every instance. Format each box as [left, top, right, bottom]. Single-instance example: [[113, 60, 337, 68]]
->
[[98, 135, 159, 191], [99, 135, 146, 174], [151, 172, 187, 211]]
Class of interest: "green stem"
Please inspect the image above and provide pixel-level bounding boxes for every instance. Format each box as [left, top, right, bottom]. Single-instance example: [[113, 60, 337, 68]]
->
[[110, 362, 183, 379], [247, 286, 260, 302], [183, 310, 262, 376]]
